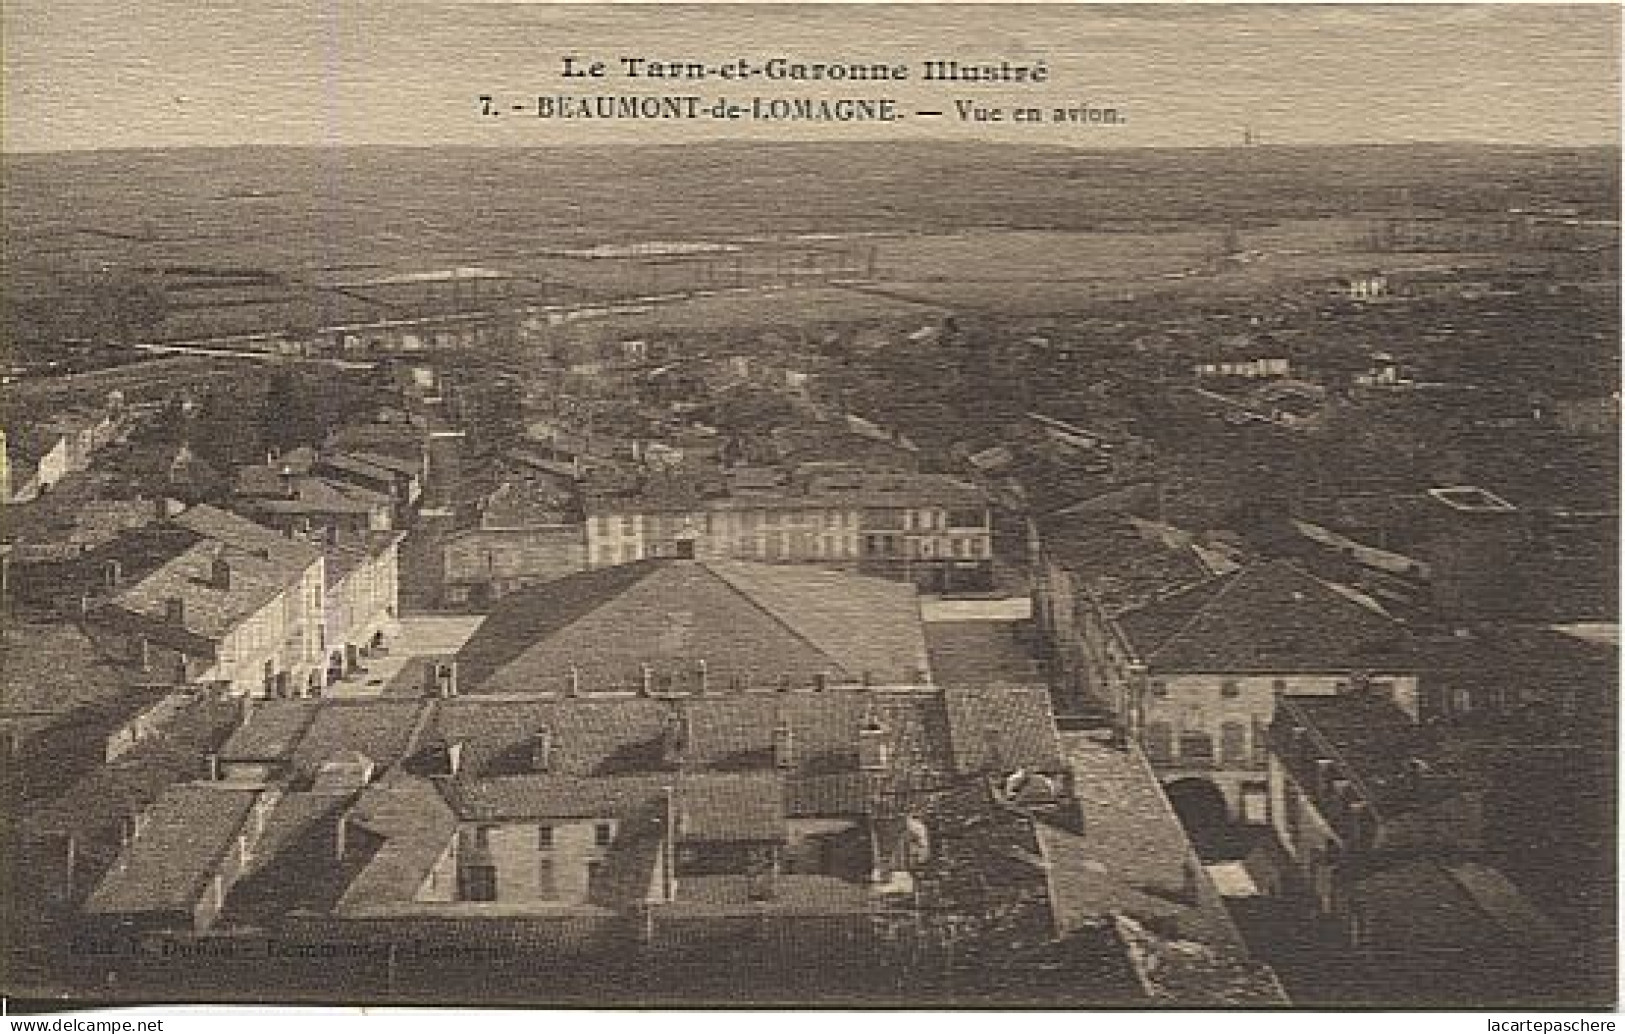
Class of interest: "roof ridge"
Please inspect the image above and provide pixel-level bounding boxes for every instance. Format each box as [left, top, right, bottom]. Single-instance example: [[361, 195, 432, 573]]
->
[[693, 561, 855, 680], [1141, 567, 1251, 664]]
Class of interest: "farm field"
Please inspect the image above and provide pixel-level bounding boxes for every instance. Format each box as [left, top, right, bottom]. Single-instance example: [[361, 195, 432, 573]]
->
[[7, 142, 1617, 290]]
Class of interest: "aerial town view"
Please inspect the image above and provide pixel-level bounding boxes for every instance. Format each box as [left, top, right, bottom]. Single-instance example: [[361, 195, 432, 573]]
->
[[1, 1, 1619, 1018]]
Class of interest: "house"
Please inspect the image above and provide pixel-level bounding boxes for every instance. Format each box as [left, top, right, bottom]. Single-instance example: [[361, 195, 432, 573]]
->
[[4, 427, 71, 503], [1269, 692, 1482, 919], [41, 406, 122, 472], [320, 531, 404, 688], [1038, 553, 1417, 823], [86, 505, 327, 698], [445, 558, 933, 696], [83, 783, 279, 934], [1031, 511, 1236, 720], [584, 466, 993, 594], [232, 462, 395, 536], [441, 525, 587, 608], [316, 451, 423, 512], [1265, 691, 1587, 1005]]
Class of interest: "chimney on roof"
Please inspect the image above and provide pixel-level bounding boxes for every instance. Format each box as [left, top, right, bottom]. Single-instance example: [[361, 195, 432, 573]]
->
[[695, 658, 708, 696], [663, 709, 691, 768], [773, 720, 796, 769], [164, 596, 186, 627], [444, 741, 464, 777], [428, 659, 458, 697], [532, 728, 554, 773], [280, 466, 297, 500], [814, 672, 829, 693], [640, 663, 654, 697], [565, 665, 581, 698], [103, 559, 122, 591], [210, 556, 232, 592], [858, 716, 889, 772], [206, 752, 221, 781]]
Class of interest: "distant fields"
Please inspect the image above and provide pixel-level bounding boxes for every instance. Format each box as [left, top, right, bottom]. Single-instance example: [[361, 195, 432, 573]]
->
[[6, 142, 1617, 289], [3, 142, 1616, 348]]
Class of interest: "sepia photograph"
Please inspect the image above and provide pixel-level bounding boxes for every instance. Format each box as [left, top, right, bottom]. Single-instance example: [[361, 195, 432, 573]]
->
[[1, 0, 1619, 1016]]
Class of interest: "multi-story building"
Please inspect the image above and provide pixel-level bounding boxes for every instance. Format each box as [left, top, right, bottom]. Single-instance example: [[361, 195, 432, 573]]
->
[[320, 531, 404, 686], [88, 505, 327, 697], [1036, 550, 1417, 823], [232, 462, 395, 537], [584, 466, 992, 593]]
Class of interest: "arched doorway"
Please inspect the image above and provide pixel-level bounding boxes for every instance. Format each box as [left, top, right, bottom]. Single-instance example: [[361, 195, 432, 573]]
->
[[1164, 777, 1238, 860]]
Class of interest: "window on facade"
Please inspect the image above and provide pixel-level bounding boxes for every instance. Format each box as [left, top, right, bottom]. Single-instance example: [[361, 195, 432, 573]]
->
[[473, 824, 495, 849], [621, 516, 636, 535], [1221, 722, 1249, 765], [460, 864, 497, 902], [1180, 731, 1216, 766], [1149, 680, 1169, 698], [537, 824, 554, 850], [585, 859, 603, 888], [594, 822, 614, 848], [536, 858, 558, 901], [1143, 721, 1174, 764], [1272, 678, 1288, 694], [1221, 680, 1241, 699]]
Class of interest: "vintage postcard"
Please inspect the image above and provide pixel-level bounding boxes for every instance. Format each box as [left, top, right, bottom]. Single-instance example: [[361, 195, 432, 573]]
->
[[1, 0, 1618, 1015]]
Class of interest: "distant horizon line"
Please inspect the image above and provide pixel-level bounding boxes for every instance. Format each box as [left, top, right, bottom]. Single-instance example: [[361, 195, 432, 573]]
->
[[5, 138, 1621, 157]]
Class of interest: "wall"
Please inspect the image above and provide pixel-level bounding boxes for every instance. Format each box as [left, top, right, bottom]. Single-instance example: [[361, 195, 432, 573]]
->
[[443, 526, 586, 604], [1145, 673, 1418, 819], [460, 820, 615, 906], [1268, 757, 1346, 916]]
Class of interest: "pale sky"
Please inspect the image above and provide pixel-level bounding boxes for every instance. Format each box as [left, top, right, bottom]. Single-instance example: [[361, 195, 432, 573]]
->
[[3, 2, 1619, 151]]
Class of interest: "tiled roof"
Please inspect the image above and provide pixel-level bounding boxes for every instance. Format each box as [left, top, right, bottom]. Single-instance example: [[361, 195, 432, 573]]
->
[[943, 685, 1065, 775], [1276, 693, 1466, 815], [455, 560, 929, 695], [675, 773, 787, 842], [335, 773, 459, 915], [664, 874, 873, 916], [784, 771, 874, 817], [288, 699, 428, 774], [226, 791, 355, 918], [1118, 560, 1414, 673], [1352, 858, 1565, 956], [420, 692, 939, 782], [324, 531, 404, 587], [235, 469, 390, 515], [706, 561, 931, 685], [446, 774, 670, 822], [24, 698, 243, 842], [1040, 514, 1219, 616], [425, 696, 670, 778], [85, 783, 261, 915], [1, 619, 133, 720], [218, 700, 321, 762], [1042, 734, 1245, 952], [104, 506, 320, 643]]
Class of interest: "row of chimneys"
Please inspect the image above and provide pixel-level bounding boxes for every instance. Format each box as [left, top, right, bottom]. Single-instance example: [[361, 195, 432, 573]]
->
[[430, 664, 929, 699], [422, 715, 891, 778]]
